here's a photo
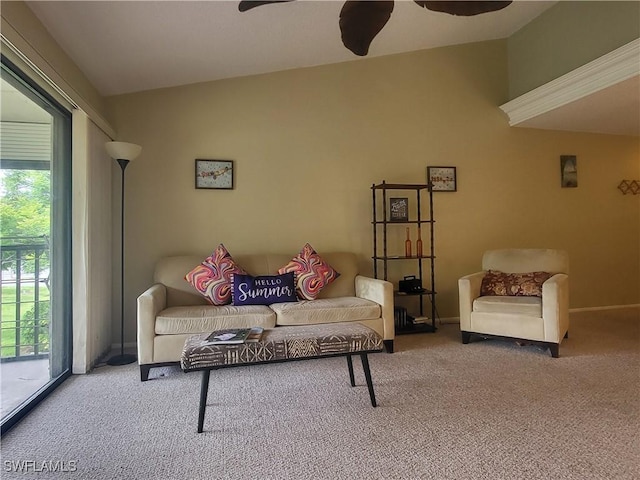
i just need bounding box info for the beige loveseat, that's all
[137,252,394,380]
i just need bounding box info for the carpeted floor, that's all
[1,307,638,480]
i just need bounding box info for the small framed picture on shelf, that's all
[195,159,234,189]
[389,197,409,222]
[427,166,457,192]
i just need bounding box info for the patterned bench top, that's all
[181,323,383,371]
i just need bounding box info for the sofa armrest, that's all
[458,271,485,330]
[355,275,394,341]
[137,283,167,364]
[542,273,569,343]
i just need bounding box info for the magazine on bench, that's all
[206,328,251,344]
[205,327,263,345]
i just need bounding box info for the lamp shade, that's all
[105,141,142,161]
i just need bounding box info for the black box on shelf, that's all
[398,276,424,294]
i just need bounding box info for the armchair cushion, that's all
[480,270,552,297]
[473,296,542,317]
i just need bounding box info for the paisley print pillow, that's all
[277,243,340,300]
[185,244,247,305]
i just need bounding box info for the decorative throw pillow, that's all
[480,270,553,297]
[232,272,298,306]
[278,243,340,300]
[185,244,247,305]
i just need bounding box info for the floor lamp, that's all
[105,141,142,366]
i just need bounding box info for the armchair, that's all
[458,249,569,357]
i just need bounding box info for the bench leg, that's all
[197,370,211,433]
[346,355,355,387]
[360,353,377,407]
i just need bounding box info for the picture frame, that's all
[427,166,457,192]
[389,197,409,222]
[195,159,234,190]
[560,155,577,188]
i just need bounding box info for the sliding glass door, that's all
[0,58,72,433]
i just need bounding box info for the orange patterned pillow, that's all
[185,244,247,305]
[480,270,552,297]
[277,243,340,300]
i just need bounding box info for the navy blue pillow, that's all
[232,272,298,306]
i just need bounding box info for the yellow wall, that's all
[107,40,639,343]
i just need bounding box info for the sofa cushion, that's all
[473,295,542,317]
[185,244,247,305]
[480,270,552,297]
[232,272,298,306]
[155,305,276,335]
[270,296,381,326]
[277,243,340,300]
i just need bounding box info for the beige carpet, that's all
[1,307,638,480]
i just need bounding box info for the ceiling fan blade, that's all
[239,1,296,13]
[340,1,394,56]
[415,1,512,16]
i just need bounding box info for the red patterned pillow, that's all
[185,244,247,305]
[480,270,552,297]
[278,243,340,300]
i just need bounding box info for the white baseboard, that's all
[569,304,640,313]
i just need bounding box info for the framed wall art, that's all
[560,155,577,188]
[427,166,457,192]
[195,159,234,189]
[389,197,409,222]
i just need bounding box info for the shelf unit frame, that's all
[372,181,437,334]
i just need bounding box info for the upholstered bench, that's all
[181,323,384,433]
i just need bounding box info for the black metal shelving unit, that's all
[372,181,437,334]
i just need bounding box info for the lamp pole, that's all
[107,159,135,365]
[105,142,141,366]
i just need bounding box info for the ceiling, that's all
[513,75,640,137]
[21,1,639,136]
[26,0,556,96]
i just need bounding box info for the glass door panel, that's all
[1,59,72,432]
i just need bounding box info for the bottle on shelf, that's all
[416,227,423,258]
[405,227,412,257]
